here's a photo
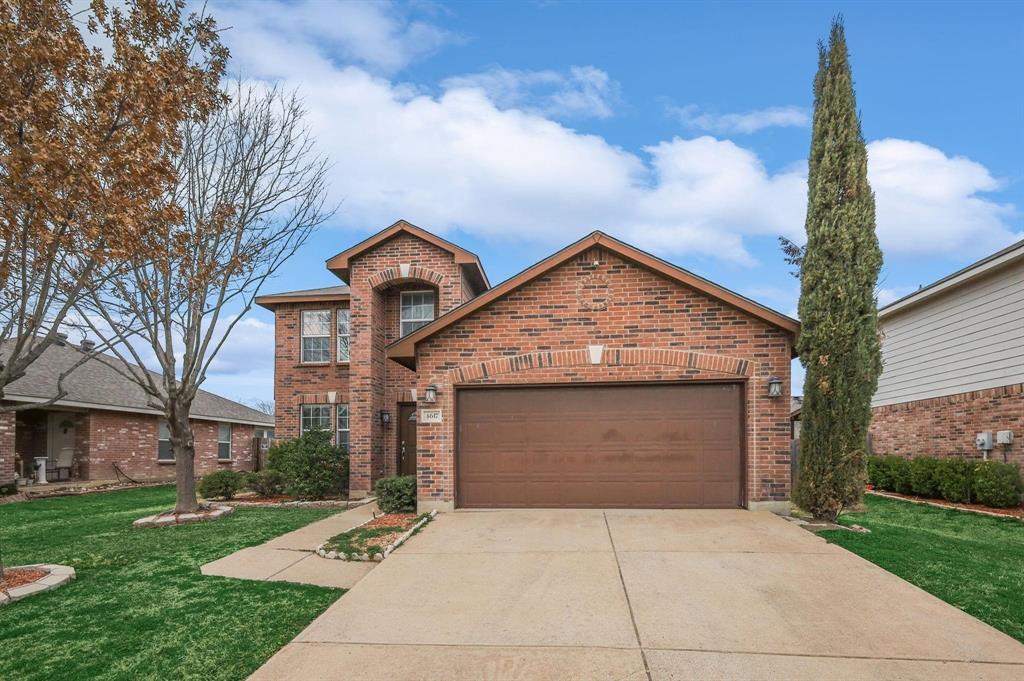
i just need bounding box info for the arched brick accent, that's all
[447,347,752,383]
[367,265,445,290]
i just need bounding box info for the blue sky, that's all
[196,0,1023,405]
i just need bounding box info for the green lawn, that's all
[0,486,341,681]
[822,494,1024,643]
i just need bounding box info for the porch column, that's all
[0,410,15,481]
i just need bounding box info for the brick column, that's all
[348,272,382,497]
[0,409,15,481]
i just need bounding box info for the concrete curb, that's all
[0,564,76,605]
[315,509,437,562]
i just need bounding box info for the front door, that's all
[398,403,417,476]
[47,412,76,469]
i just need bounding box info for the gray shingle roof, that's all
[260,284,350,297]
[2,340,273,426]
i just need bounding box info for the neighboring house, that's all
[257,220,798,512]
[870,239,1023,464]
[790,396,803,439]
[0,340,273,483]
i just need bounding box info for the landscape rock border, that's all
[221,496,376,510]
[133,505,233,528]
[0,564,76,605]
[316,509,437,561]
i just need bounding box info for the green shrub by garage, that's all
[267,430,348,500]
[374,475,416,513]
[199,470,245,500]
[973,461,1023,508]
[245,469,285,497]
[866,454,1022,509]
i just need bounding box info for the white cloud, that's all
[672,105,810,134]
[212,0,454,75]
[867,139,1021,255]
[442,65,620,120]
[208,0,1020,267]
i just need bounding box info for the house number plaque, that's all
[420,409,443,424]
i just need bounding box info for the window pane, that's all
[158,440,174,461]
[337,309,350,361]
[336,430,349,452]
[337,309,350,334]
[301,404,331,433]
[159,419,170,440]
[301,310,330,336]
[218,442,231,460]
[218,423,231,442]
[337,404,349,429]
[302,337,329,363]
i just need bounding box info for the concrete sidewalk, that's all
[252,508,1024,681]
[200,501,378,589]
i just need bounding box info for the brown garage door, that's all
[456,383,743,509]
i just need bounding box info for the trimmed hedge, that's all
[245,469,285,497]
[867,455,1022,508]
[198,470,245,500]
[374,475,416,514]
[267,430,348,500]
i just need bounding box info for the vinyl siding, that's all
[873,260,1024,407]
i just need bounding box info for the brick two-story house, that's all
[257,220,799,513]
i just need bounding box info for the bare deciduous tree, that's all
[83,84,331,513]
[0,0,227,412]
[246,398,276,417]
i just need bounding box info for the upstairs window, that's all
[337,308,350,362]
[217,423,232,460]
[301,310,331,363]
[158,420,173,461]
[300,404,331,435]
[400,291,435,337]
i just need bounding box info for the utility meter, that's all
[975,432,993,451]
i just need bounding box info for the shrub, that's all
[936,457,975,504]
[0,478,18,496]
[374,475,416,514]
[884,456,913,494]
[909,457,942,498]
[245,469,285,498]
[866,456,884,488]
[267,430,348,500]
[199,470,244,500]
[973,462,1023,508]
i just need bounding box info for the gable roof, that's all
[879,238,1024,319]
[325,220,490,294]
[256,284,350,310]
[1,340,274,427]
[387,231,800,369]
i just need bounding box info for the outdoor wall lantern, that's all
[379,410,392,426]
[424,384,439,403]
[767,376,783,398]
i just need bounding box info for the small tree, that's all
[0,0,227,410]
[793,18,883,521]
[84,84,331,513]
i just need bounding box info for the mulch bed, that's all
[320,512,432,560]
[867,490,1024,519]
[0,568,48,591]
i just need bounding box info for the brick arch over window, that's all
[367,265,445,290]
[447,347,752,383]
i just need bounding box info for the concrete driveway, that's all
[252,509,1024,680]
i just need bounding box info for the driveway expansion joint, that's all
[604,511,653,681]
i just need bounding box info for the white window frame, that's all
[336,308,350,362]
[336,404,350,451]
[157,419,173,461]
[300,310,331,363]
[217,423,232,461]
[300,404,331,435]
[399,290,435,338]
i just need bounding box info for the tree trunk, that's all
[169,412,199,513]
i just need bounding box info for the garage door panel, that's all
[457,383,743,509]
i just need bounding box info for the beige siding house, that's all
[870,240,1024,464]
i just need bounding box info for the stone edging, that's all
[133,505,234,528]
[315,509,438,561]
[221,496,376,510]
[866,490,1023,520]
[0,564,76,605]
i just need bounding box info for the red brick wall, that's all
[870,383,1023,464]
[347,232,467,496]
[78,409,256,481]
[272,301,351,440]
[0,410,14,481]
[413,247,794,508]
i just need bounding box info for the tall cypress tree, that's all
[794,18,883,520]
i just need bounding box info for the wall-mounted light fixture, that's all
[767,376,783,398]
[379,410,392,426]
[424,384,439,403]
